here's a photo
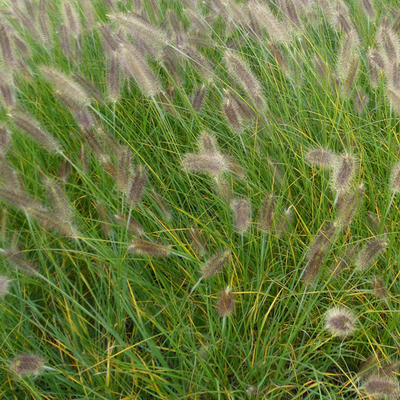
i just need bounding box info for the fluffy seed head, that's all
[360,0,375,20]
[378,26,399,62]
[114,214,144,236]
[119,43,162,97]
[390,162,400,193]
[192,85,207,112]
[337,30,360,97]
[268,43,290,77]
[127,165,146,207]
[0,275,10,298]
[0,125,10,154]
[247,0,291,43]
[363,375,400,399]
[223,94,242,133]
[367,48,385,88]
[303,247,328,285]
[0,22,15,66]
[182,153,228,177]
[355,238,387,271]
[10,353,45,377]
[72,74,104,104]
[108,13,167,51]
[217,286,234,317]
[276,206,294,237]
[281,0,302,29]
[303,221,337,284]
[45,178,73,224]
[258,193,275,233]
[11,111,61,153]
[332,154,357,193]
[387,88,400,114]
[336,184,365,229]
[62,1,81,38]
[230,197,251,234]
[201,250,230,279]
[371,276,387,299]
[40,66,90,107]
[0,68,15,109]
[198,131,218,154]
[306,148,336,169]
[0,248,39,276]
[128,239,171,257]
[225,50,265,112]
[324,307,357,337]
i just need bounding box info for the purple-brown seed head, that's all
[10,353,45,377]
[324,306,357,337]
[217,286,234,317]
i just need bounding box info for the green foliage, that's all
[0,0,399,399]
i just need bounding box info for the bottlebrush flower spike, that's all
[225,50,266,113]
[390,162,400,193]
[258,193,275,233]
[128,239,171,257]
[217,286,234,317]
[0,247,39,276]
[362,375,400,399]
[182,153,228,177]
[331,153,357,193]
[0,275,10,298]
[40,66,91,107]
[127,165,146,208]
[324,306,357,337]
[198,131,218,154]
[371,276,387,299]
[247,0,290,43]
[119,43,162,97]
[114,214,145,236]
[336,184,365,229]
[303,221,337,284]
[11,111,61,153]
[305,148,336,169]
[355,238,387,271]
[10,353,45,377]
[191,85,207,112]
[360,0,375,20]
[230,197,251,234]
[201,250,230,279]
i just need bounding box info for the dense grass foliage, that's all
[0,0,400,399]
